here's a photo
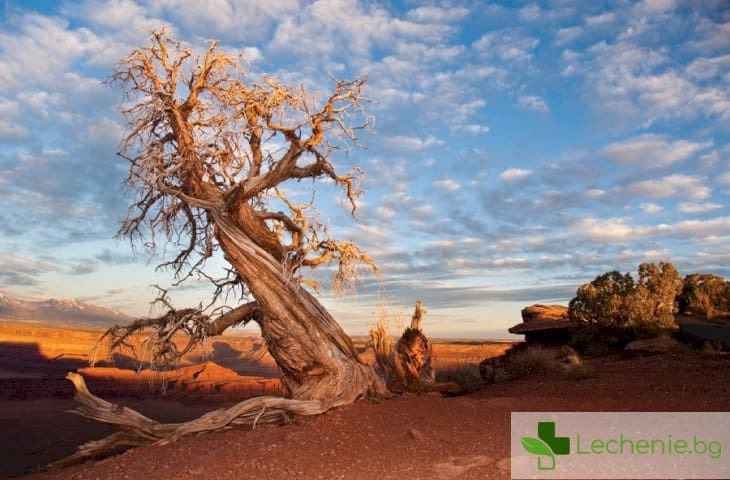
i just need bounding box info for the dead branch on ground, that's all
[50,373,326,469]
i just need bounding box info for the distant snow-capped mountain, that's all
[0,291,131,328]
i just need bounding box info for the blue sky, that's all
[0,0,728,338]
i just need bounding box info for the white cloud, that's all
[0,14,104,91]
[604,134,709,169]
[410,205,433,221]
[454,123,490,135]
[643,248,670,259]
[375,206,395,221]
[0,97,28,141]
[695,250,730,265]
[518,5,541,22]
[626,174,711,200]
[70,0,150,30]
[580,37,730,125]
[641,202,663,213]
[585,12,616,26]
[570,216,671,242]
[473,29,539,63]
[524,235,546,247]
[677,202,723,213]
[405,6,470,23]
[499,168,533,181]
[555,26,582,46]
[586,188,606,198]
[148,0,299,41]
[0,251,60,287]
[685,55,730,81]
[242,46,263,63]
[517,94,549,112]
[634,0,677,15]
[699,151,719,168]
[384,135,443,151]
[447,256,530,269]
[719,173,730,185]
[675,217,730,237]
[469,170,488,187]
[490,236,517,253]
[269,0,450,59]
[432,178,460,192]
[692,19,730,53]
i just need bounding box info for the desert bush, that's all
[562,363,596,380]
[505,346,559,379]
[630,262,683,334]
[569,262,682,339]
[679,274,730,319]
[435,362,482,392]
[569,270,635,327]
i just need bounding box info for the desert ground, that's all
[1,321,728,479]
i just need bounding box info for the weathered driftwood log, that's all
[371,301,460,394]
[50,372,328,469]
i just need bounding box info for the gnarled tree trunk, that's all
[215,220,385,404]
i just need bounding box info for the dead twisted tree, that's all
[103,29,385,404]
[55,30,452,466]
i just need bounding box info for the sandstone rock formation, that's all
[508,304,572,343]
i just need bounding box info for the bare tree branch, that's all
[93,297,261,369]
[108,28,377,305]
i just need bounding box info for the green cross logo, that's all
[521,421,570,470]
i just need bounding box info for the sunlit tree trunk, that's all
[216,225,385,403]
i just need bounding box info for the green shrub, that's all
[569,262,683,339]
[679,273,730,319]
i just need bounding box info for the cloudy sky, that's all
[0,0,728,338]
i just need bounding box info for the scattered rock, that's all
[408,428,427,442]
[625,336,680,354]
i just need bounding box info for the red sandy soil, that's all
[1,322,728,479]
[0,322,507,477]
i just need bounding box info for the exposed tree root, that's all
[49,372,327,469]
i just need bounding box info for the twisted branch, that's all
[93,298,261,369]
[50,373,327,469]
